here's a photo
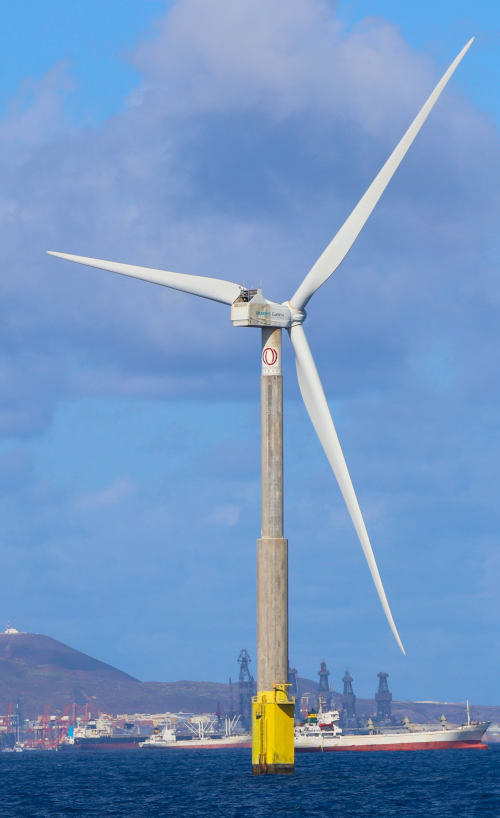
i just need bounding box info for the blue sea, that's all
[1,746,500,817]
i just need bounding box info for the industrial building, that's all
[375,672,392,720]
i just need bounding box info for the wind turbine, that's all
[48,39,473,773]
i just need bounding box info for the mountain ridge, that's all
[1,633,499,726]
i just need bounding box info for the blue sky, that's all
[1,0,500,705]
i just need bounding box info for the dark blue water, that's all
[1,746,500,817]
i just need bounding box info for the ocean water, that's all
[1,746,500,817]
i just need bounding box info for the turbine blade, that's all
[291,38,473,311]
[289,324,405,654]
[47,252,242,305]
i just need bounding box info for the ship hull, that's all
[297,739,488,752]
[58,736,145,752]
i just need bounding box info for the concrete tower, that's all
[254,327,294,774]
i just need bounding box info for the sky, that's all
[0,0,500,705]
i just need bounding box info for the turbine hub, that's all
[284,301,306,326]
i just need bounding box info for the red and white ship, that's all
[294,707,489,752]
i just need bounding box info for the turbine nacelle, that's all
[230,288,306,328]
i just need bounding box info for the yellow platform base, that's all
[252,685,295,774]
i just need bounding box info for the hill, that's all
[0,633,233,718]
[0,633,236,718]
[0,633,138,680]
[1,633,500,725]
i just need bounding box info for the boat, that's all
[140,728,251,750]
[294,706,490,752]
[6,742,56,752]
[140,715,251,750]
[59,734,145,751]
[58,717,148,752]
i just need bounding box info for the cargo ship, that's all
[140,727,251,750]
[294,707,490,752]
[58,714,251,751]
[59,734,145,751]
[58,718,149,752]
[140,716,251,750]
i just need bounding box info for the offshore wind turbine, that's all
[48,39,472,774]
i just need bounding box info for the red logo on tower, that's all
[262,347,278,366]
